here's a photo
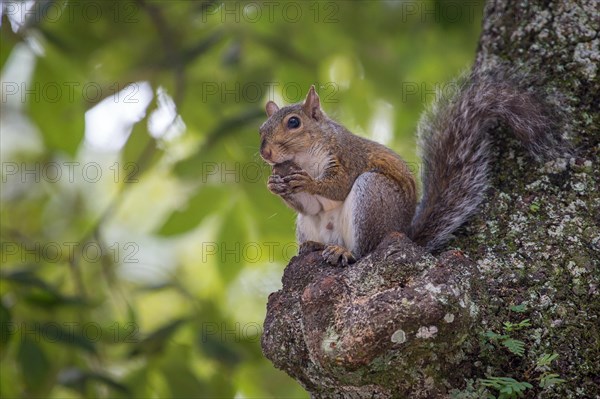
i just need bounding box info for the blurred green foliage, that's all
[0,0,483,397]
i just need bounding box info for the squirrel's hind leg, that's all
[342,172,412,259]
[294,172,411,267]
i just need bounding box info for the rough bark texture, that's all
[261,0,599,397]
[263,233,483,398]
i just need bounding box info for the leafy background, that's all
[0,0,482,397]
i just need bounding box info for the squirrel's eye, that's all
[287,117,301,129]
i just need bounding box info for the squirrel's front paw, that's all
[322,245,356,267]
[267,174,291,196]
[282,170,314,193]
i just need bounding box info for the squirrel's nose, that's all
[260,140,272,160]
[261,147,272,160]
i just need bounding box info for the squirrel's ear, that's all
[302,85,322,120]
[265,101,279,117]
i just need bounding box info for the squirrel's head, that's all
[259,85,325,165]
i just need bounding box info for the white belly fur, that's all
[296,190,357,252]
[293,147,357,251]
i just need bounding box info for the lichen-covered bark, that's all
[262,0,599,397]
[463,0,600,397]
[263,234,482,398]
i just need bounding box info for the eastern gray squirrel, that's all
[259,70,565,266]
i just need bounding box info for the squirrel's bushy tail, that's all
[409,70,566,251]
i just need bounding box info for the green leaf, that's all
[23,289,90,310]
[0,302,12,353]
[103,321,139,344]
[157,184,224,236]
[173,108,265,179]
[128,318,187,357]
[161,365,206,399]
[536,353,559,368]
[483,331,507,341]
[479,377,532,399]
[28,46,86,156]
[502,338,525,357]
[158,344,208,398]
[1,266,53,290]
[529,201,540,212]
[197,326,243,367]
[509,304,527,313]
[539,373,566,388]
[0,25,18,67]
[116,366,148,399]
[1,266,90,309]
[502,319,531,332]
[17,338,51,394]
[58,367,130,397]
[215,200,249,283]
[121,119,162,182]
[38,323,97,354]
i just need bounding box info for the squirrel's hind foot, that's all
[322,245,356,267]
[298,240,326,255]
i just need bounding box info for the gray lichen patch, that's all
[416,326,439,339]
[424,282,443,294]
[391,329,407,344]
[573,39,599,80]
